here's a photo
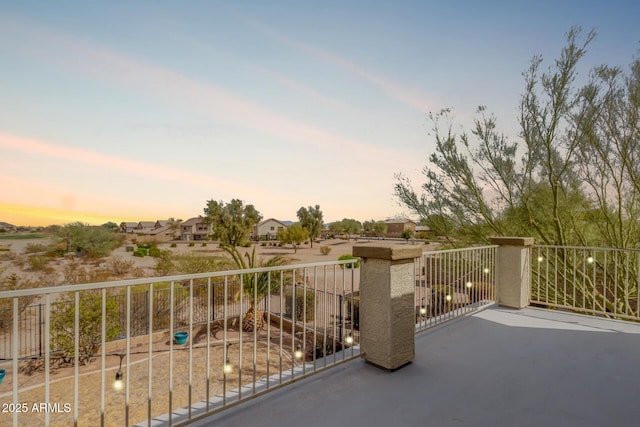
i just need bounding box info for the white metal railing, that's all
[532,245,640,321]
[0,259,359,427]
[415,246,497,331]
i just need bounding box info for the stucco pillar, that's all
[352,244,422,370]
[490,237,534,309]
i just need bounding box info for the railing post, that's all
[490,237,534,309]
[353,244,422,370]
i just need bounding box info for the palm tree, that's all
[223,245,288,332]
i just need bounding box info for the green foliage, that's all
[297,205,323,248]
[363,220,387,237]
[170,243,177,248]
[108,256,135,276]
[329,219,362,239]
[277,223,309,253]
[174,253,232,274]
[133,248,147,257]
[223,246,288,309]
[52,222,121,258]
[401,230,413,242]
[338,254,360,268]
[50,291,122,365]
[395,27,640,249]
[204,199,262,246]
[148,246,161,257]
[27,255,52,271]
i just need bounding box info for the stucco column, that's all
[490,237,534,309]
[352,244,422,370]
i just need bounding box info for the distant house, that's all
[135,221,156,233]
[253,218,288,240]
[384,218,417,238]
[120,222,138,233]
[180,217,212,241]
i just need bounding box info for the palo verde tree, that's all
[297,205,324,248]
[277,223,309,253]
[395,27,640,318]
[204,199,262,246]
[52,222,122,257]
[395,27,616,247]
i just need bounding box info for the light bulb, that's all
[113,371,124,391]
[294,344,303,359]
[345,335,354,345]
[419,306,427,315]
[466,281,473,288]
[483,267,490,274]
[445,294,452,302]
[537,256,544,262]
[587,256,594,264]
[223,359,233,374]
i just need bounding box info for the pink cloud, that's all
[240,16,436,112]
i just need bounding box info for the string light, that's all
[345,334,354,345]
[466,281,473,288]
[294,344,303,360]
[223,343,233,374]
[113,354,125,391]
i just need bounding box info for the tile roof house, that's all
[253,218,288,240]
[383,218,416,237]
[180,217,212,241]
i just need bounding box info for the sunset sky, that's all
[1,1,639,226]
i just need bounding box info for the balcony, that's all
[195,305,640,427]
[1,239,639,426]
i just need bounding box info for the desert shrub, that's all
[133,248,147,257]
[148,246,161,257]
[170,243,177,248]
[51,290,122,365]
[174,254,233,274]
[242,242,251,247]
[284,286,315,321]
[63,260,112,284]
[108,256,135,276]
[338,254,360,269]
[201,242,207,247]
[25,242,48,254]
[51,222,122,258]
[155,251,175,276]
[0,273,42,331]
[320,246,331,255]
[27,255,52,272]
[188,242,195,247]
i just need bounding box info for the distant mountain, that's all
[0,222,15,228]
[281,220,294,226]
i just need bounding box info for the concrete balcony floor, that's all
[193,305,640,427]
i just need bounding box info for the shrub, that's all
[170,243,177,248]
[284,286,315,321]
[108,256,135,276]
[133,248,147,257]
[320,246,331,255]
[338,254,360,269]
[51,291,122,365]
[242,242,251,247]
[201,242,207,247]
[148,246,161,257]
[25,242,48,254]
[27,255,52,272]
[188,242,195,247]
